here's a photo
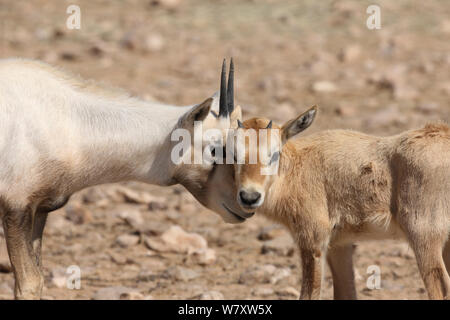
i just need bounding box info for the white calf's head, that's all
[171,59,252,223]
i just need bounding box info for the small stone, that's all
[150,0,182,10]
[148,201,168,211]
[239,264,277,284]
[88,45,104,57]
[252,287,274,297]
[144,34,165,52]
[65,203,93,225]
[116,187,160,205]
[191,248,216,265]
[196,291,224,300]
[81,188,108,204]
[270,267,291,284]
[161,226,207,253]
[338,45,361,62]
[118,209,144,229]
[92,287,135,300]
[311,81,337,93]
[59,52,77,61]
[276,287,299,298]
[119,32,136,50]
[334,104,357,117]
[50,267,67,288]
[165,266,199,282]
[144,237,170,252]
[109,251,128,265]
[116,234,140,247]
[145,225,208,254]
[119,291,148,300]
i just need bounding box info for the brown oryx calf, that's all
[232,106,450,299]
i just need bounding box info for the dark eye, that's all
[211,147,216,158]
[270,151,280,164]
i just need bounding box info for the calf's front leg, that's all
[3,208,44,300]
[299,248,325,300]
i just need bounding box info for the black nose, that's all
[239,190,261,206]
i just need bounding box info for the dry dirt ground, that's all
[0,0,449,300]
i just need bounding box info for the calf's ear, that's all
[281,105,317,144]
[180,98,213,128]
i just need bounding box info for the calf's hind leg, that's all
[411,239,450,299]
[32,211,48,269]
[3,207,44,300]
[404,222,450,300]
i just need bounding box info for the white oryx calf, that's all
[233,106,450,300]
[0,58,251,299]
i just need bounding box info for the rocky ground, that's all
[0,0,449,299]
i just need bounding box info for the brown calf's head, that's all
[233,106,317,212]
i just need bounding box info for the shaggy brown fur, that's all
[234,107,450,300]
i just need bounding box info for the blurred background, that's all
[0,0,449,299]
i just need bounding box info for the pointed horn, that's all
[219,59,228,117]
[237,120,244,128]
[266,120,272,129]
[227,58,234,114]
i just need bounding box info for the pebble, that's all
[311,81,337,93]
[196,291,224,300]
[65,203,93,225]
[239,264,290,285]
[252,287,275,297]
[116,234,140,247]
[165,266,199,282]
[145,225,208,254]
[92,286,136,300]
[276,287,300,299]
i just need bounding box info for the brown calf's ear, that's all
[180,98,213,128]
[281,105,317,143]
